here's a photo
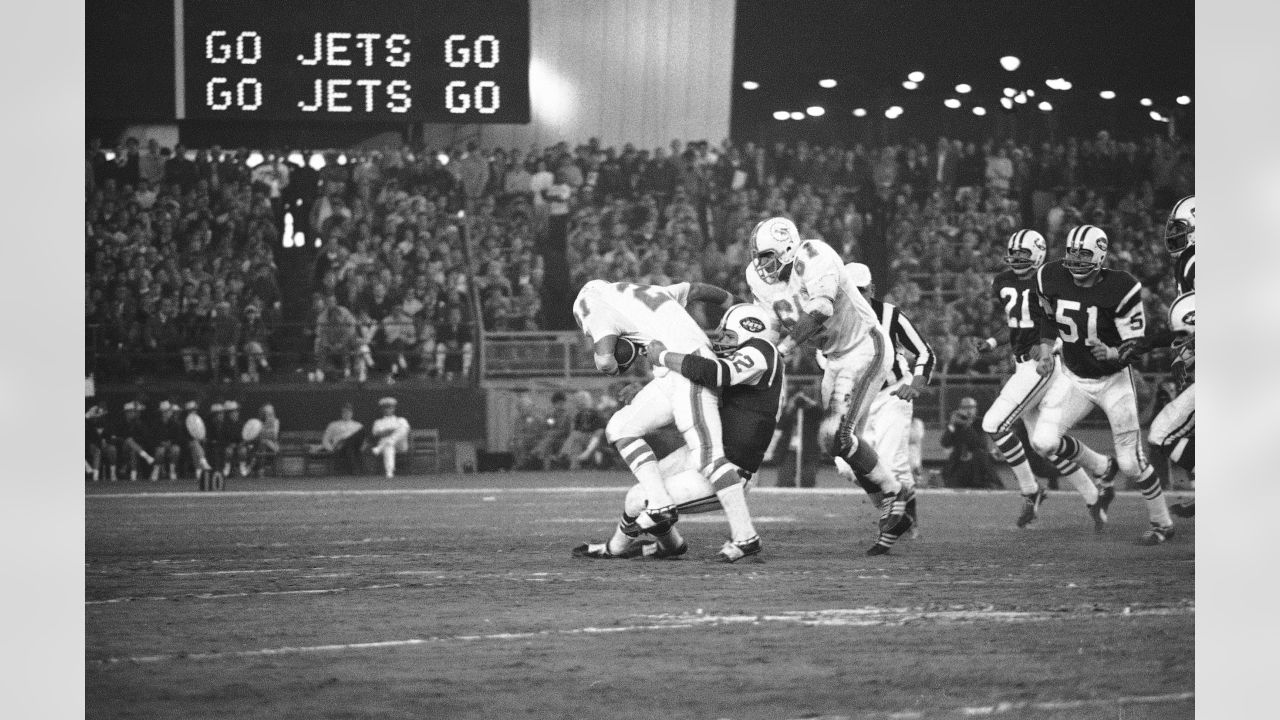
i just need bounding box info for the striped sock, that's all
[1135,466,1173,526]
[1048,450,1083,478]
[708,459,757,543]
[1060,435,1108,477]
[993,431,1039,495]
[615,437,674,508]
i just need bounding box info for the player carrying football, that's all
[745,217,912,554]
[573,303,785,562]
[1030,224,1175,545]
[981,229,1119,530]
[572,279,763,561]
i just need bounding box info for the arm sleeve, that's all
[1114,281,1146,342]
[685,282,734,306]
[677,346,769,389]
[796,241,840,316]
[887,306,935,383]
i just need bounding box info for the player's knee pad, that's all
[1028,424,1061,459]
[1111,429,1146,478]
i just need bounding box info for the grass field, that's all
[86,470,1194,719]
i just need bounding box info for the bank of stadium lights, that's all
[1038,101,1053,111]
[1177,95,1191,105]
[884,105,904,119]
[742,80,760,90]
[902,80,918,90]
[972,106,987,116]
[852,108,867,117]
[907,71,925,83]
[955,83,972,94]
[789,111,805,120]
[806,106,825,117]
[1000,56,1020,71]
[1045,78,1072,91]
[819,78,837,88]
[1140,97,1153,107]
[944,98,961,109]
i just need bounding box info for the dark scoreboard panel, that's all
[180,0,530,123]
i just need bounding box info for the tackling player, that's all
[980,229,1118,530]
[572,279,762,561]
[1030,224,1175,545]
[745,217,912,552]
[573,303,784,562]
[1146,292,1195,517]
[1120,195,1196,517]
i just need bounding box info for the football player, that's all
[841,262,933,553]
[1147,292,1195,517]
[574,303,784,561]
[980,229,1119,530]
[1030,225,1175,545]
[1119,195,1196,516]
[572,279,762,562]
[745,217,912,552]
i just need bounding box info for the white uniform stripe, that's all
[1115,282,1143,316]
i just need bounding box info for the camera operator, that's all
[939,397,1003,489]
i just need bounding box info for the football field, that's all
[86,471,1194,719]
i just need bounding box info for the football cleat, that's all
[1170,500,1196,518]
[1088,485,1115,533]
[571,541,644,560]
[1138,523,1176,546]
[868,514,914,555]
[1017,487,1049,528]
[714,536,762,563]
[878,486,914,533]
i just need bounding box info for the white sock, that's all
[616,438,674,508]
[714,482,758,543]
[1061,468,1099,506]
[383,448,395,477]
[1010,460,1040,495]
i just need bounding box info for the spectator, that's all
[434,305,474,381]
[86,403,117,482]
[532,391,572,468]
[151,400,184,481]
[556,390,606,470]
[241,304,271,382]
[939,397,1003,489]
[368,397,410,478]
[322,402,366,475]
[115,400,155,482]
[221,400,252,478]
[245,403,281,478]
[313,295,362,382]
[208,300,241,383]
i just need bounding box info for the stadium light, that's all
[1149,110,1169,122]
[907,71,925,83]
[944,98,961,109]
[806,105,825,117]
[1140,97,1153,107]
[852,108,867,117]
[772,110,790,120]
[955,83,972,94]
[287,151,305,166]
[1177,95,1191,105]
[103,150,116,161]
[1000,56,1021,71]
[819,78,837,88]
[902,80,918,90]
[789,111,805,120]
[1014,92,1028,104]
[1003,87,1016,97]
[336,153,348,165]
[436,152,450,165]
[742,80,760,90]
[1000,97,1014,110]
[884,105,903,119]
[308,153,325,170]
[246,151,265,168]
[1099,90,1116,99]
[1026,89,1036,97]
[1038,101,1053,111]
[972,106,987,116]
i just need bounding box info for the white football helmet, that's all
[749,217,801,284]
[711,303,781,356]
[1168,290,1195,359]
[1063,224,1109,281]
[1005,229,1048,276]
[1164,194,1195,255]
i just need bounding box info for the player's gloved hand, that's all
[1117,336,1151,363]
[645,339,667,360]
[891,383,921,401]
[1033,341,1055,377]
[776,338,796,356]
[1086,338,1120,362]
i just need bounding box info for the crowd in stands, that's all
[85,128,1193,384]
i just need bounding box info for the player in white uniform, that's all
[572,279,761,559]
[745,217,912,551]
[1146,292,1195,516]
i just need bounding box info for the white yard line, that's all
[88,487,1188,499]
[92,604,1192,663]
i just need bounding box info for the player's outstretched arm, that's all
[685,282,736,308]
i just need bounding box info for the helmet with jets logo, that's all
[1005,229,1048,277]
[749,216,801,284]
[1063,224,1109,281]
[1164,195,1195,255]
[711,303,781,356]
[1168,290,1195,352]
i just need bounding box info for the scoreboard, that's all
[178,0,530,123]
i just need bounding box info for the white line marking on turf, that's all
[86,584,403,605]
[92,605,1192,664]
[955,691,1194,716]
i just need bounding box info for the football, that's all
[613,336,642,372]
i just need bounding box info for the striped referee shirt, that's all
[868,298,936,390]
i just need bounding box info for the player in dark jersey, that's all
[1119,195,1197,516]
[574,303,784,562]
[979,230,1117,530]
[1030,225,1175,545]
